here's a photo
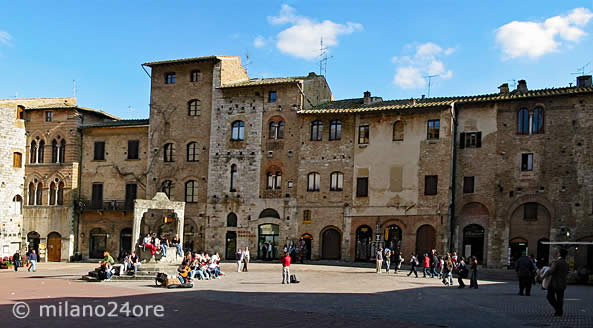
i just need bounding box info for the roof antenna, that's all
[507,79,517,90]
[424,74,438,98]
[244,50,252,74]
[571,62,591,76]
[128,105,136,118]
[319,38,333,77]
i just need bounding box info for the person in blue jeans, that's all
[28,250,38,272]
[171,234,183,257]
[159,234,169,257]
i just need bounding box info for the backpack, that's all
[290,274,300,283]
[155,272,168,286]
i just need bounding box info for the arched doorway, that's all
[537,238,550,267]
[258,224,279,260]
[510,237,528,268]
[301,234,312,260]
[463,224,485,264]
[321,228,341,260]
[27,231,40,254]
[416,224,436,255]
[119,228,132,257]
[384,224,402,254]
[89,228,107,259]
[225,231,237,260]
[355,225,373,261]
[47,232,62,262]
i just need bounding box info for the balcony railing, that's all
[78,199,134,211]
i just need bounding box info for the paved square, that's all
[1,262,592,327]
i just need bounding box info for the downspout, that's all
[448,101,458,253]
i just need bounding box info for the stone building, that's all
[78,120,149,258]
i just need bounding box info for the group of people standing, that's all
[10,249,38,272]
[235,247,250,272]
[141,232,183,258]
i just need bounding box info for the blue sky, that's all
[1,1,592,118]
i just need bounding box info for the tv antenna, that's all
[319,38,333,77]
[128,105,136,118]
[424,74,438,98]
[571,62,591,76]
[507,79,517,90]
[244,50,252,74]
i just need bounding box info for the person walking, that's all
[236,248,243,272]
[28,250,38,272]
[395,252,404,273]
[12,250,21,272]
[242,246,250,272]
[516,251,535,296]
[469,256,479,288]
[442,257,454,286]
[376,247,384,273]
[423,253,431,278]
[407,253,419,278]
[457,257,468,288]
[384,248,391,273]
[281,252,291,284]
[544,249,569,316]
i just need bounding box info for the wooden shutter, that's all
[476,132,482,148]
[128,140,139,159]
[94,142,105,160]
[91,183,103,209]
[356,177,368,197]
[125,184,137,209]
[459,132,465,149]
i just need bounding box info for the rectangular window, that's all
[190,70,200,82]
[521,153,533,171]
[524,203,538,221]
[13,152,22,168]
[427,120,440,140]
[463,176,475,193]
[268,91,277,103]
[459,132,482,148]
[358,125,370,144]
[45,111,53,122]
[329,120,342,141]
[165,72,176,84]
[91,183,103,209]
[303,210,311,223]
[356,177,368,197]
[127,140,139,160]
[125,183,137,209]
[425,175,438,195]
[94,141,105,160]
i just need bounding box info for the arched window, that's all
[311,120,323,141]
[30,141,37,164]
[59,139,66,163]
[38,140,45,163]
[185,180,198,203]
[227,213,238,227]
[307,172,320,192]
[51,139,58,163]
[13,152,22,168]
[57,182,64,205]
[230,164,238,192]
[231,121,245,141]
[532,107,544,134]
[163,143,175,162]
[161,180,173,198]
[12,195,22,215]
[329,120,342,140]
[188,99,201,116]
[266,170,282,190]
[269,122,277,139]
[517,108,529,135]
[49,182,56,205]
[187,142,198,162]
[277,121,285,138]
[36,182,43,205]
[393,121,404,141]
[330,172,344,191]
[28,182,35,205]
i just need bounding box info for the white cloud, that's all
[392,42,454,89]
[254,35,267,48]
[265,5,362,60]
[496,8,593,59]
[0,31,13,46]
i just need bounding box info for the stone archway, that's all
[133,192,185,254]
[457,202,489,265]
[416,224,436,255]
[321,227,341,260]
[509,201,551,267]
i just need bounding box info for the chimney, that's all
[576,75,592,88]
[307,72,316,78]
[363,91,372,105]
[498,83,509,95]
[410,98,417,105]
[516,80,527,93]
[421,95,426,99]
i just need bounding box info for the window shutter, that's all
[476,132,482,148]
[459,133,465,149]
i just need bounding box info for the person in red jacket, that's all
[423,253,431,278]
[281,252,291,284]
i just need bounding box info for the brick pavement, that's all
[1,262,591,327]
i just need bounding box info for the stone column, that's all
[175,209,185,251]
[132,206,147,252]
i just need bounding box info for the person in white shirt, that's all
[243,246,250,272]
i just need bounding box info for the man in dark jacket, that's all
[12,250,21,272]
[515,251,535,296]
[545,248,570,316]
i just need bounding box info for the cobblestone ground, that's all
[1,262,592,327]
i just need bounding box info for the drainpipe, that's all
[448,101,458,253]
